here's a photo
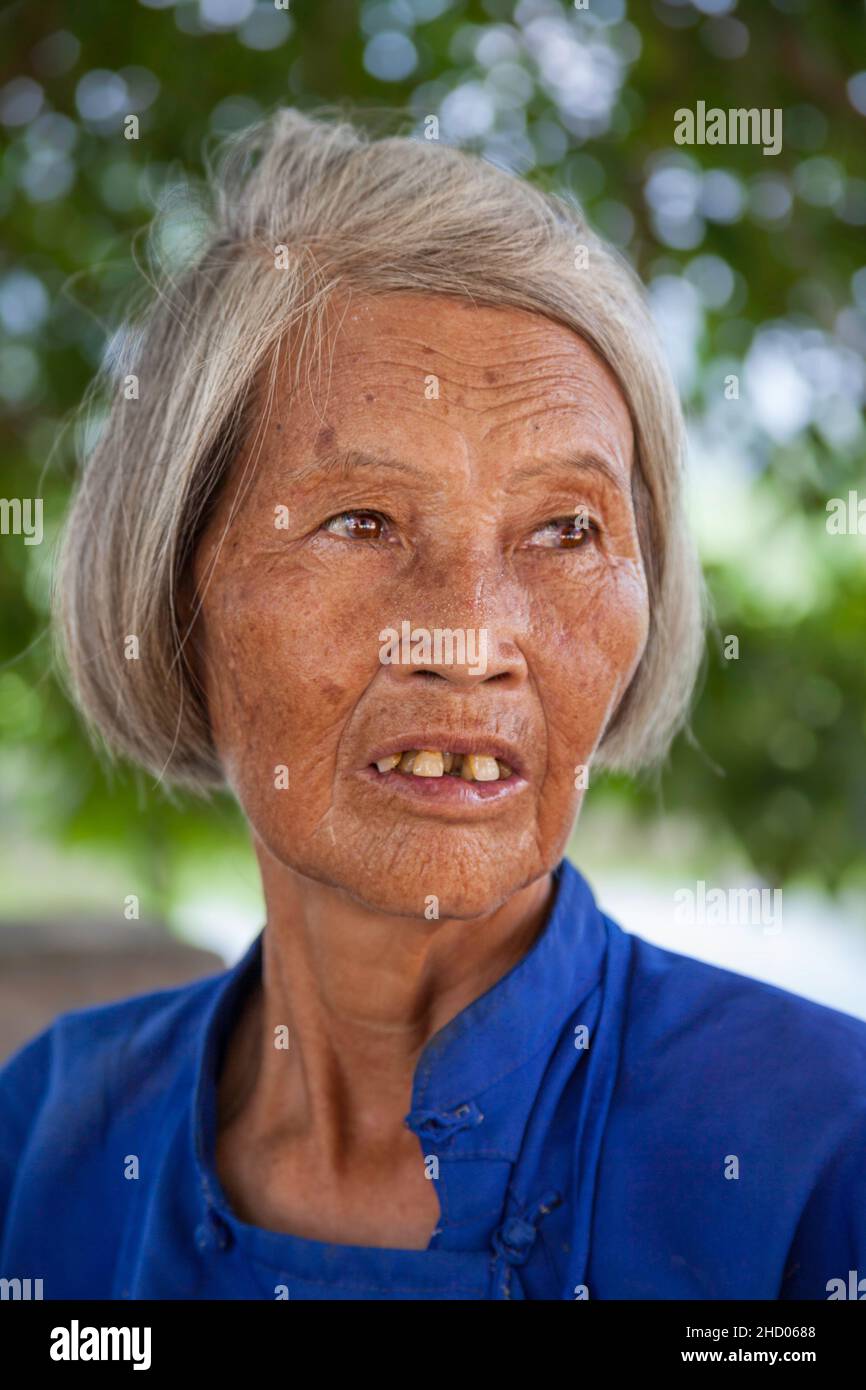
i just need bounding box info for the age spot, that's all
[315,425,336,455]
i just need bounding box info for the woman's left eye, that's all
[526,515,600,549]
[322,510,390,541]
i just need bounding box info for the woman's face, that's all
[193,294,649,919]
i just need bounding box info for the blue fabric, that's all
[1,858,865,1300]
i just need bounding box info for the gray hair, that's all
[55,107,707,790]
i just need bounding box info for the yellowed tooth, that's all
[449,754,463,775]
[412,750,445,778]
[497,761,513,779]
[461,754,500,782]
[376,754,401,773]
[398,750,418,773]
[442,752,454,773]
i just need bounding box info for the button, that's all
[404,1100,484,1142]
[492,1216,537,1266]
[195,1212,232,1252]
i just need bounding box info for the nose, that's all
[379,545,528,690]
[384,626,524,689]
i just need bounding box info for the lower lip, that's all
[357,765,528,814]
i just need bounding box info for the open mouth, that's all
[360,732,529,813]
[360,739,528,810]
[372,750,514,782]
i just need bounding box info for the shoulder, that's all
[0,964,230,1165]
[612,920,866,1117]
[622,923,866,1052]
[589,920,866,1297]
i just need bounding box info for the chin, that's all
[271,835,541,923]
[348,878,524,924]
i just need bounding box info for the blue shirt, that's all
[2,858,865,1300]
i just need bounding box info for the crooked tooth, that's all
[412,750,445,778]
[379,749,508,780]
[461,754,500,782]
[376,754,401,773]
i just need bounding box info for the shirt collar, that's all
[192,857,608,1213]
[408,857,606,1110]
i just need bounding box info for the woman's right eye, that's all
[322,510,389,541]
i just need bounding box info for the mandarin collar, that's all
[192,857,608,1216]
[407,858,606,1110]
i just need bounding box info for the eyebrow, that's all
[508,454,627,490]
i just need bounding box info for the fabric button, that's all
[404,1099,484,1143]
[491,1190,563,1270]
[195,1212,232,1252]
[492,1216,537,1265]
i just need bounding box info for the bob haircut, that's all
[55,107,707,791]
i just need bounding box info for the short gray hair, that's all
[55,107,707,790]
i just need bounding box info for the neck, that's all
[219,839,555,1167]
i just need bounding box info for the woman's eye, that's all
[527,515,599,550]
[322,510,389,541]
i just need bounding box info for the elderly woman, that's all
[1,109,864,1303]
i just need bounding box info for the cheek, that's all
[528,558,649,763]
[199,567,371,798]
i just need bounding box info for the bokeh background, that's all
[1,0,865,1054]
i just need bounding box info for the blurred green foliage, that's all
[1,0,864,916]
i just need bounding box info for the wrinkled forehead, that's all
[258,291,635,476]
